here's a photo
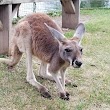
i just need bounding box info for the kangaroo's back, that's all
[20,13,62,62]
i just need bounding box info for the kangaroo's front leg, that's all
[25,48,51,98]
[48,62,69,100]
[47,54,70,100]
[60,68,66,89]
[60,67,70,96]
[51,73,69,100]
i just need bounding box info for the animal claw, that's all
[66,91,70,97]
[59,92,70,100]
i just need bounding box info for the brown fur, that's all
[15,13,62,63]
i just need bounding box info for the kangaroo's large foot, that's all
[39,86,51,99]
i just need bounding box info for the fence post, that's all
[61,0,80,29]
[0,5,12,54]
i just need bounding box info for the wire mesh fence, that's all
[14,0,110,18]
[14,0,61,18]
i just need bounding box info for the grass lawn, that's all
[0,9,110,110]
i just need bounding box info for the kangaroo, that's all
[0,13,85,100]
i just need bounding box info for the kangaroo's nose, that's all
[75,61,82,67]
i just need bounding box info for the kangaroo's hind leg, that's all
[25,48,51,98]
[0,43,22,69]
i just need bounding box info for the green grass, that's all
[0,9,110,110]
[47,10,61,17]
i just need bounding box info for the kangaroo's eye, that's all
[80,48,83,52]
[65,48,72,52]
[80,48,83,54]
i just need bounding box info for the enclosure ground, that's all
[0,9,110,110]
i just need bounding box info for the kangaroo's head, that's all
[45,23,85,68]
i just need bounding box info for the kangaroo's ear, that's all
[72,23,85,44]
[44,23,66,43]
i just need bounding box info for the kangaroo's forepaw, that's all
[59,92,70,100]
